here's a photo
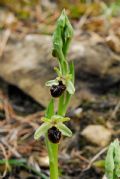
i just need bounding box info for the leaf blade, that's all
[114,139,120,177]
[69,61,75,84]
[105,143,115,179]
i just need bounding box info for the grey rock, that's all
[81,125,112,147]
[0,32,120,107]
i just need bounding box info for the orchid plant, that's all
[34,10,75,179]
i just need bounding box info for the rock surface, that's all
[0,32,120,107]
[81,125,112,147]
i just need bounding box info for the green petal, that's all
[45,80,58,87]
[51,115,70,122]
[41,117,51,123]
[66,80,75,94]
[34,123,51,140]
[58,117,70,122]
[57,123,72,137]
[52,115,62,120]
[51,115,63,123]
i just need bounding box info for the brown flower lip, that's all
[50,81,66,97]
[48,126,61,143]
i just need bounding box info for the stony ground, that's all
[0,0,120,178]
[0,74,119,178]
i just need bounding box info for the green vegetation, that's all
[105,139,120,179]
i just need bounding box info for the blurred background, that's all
[0,0,120,178]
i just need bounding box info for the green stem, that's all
[47,93,67,179]
[58,94,64,115]
[63,38,71,57]
[58,92,71,116]
[45,135,58,179]
[50,143,58,179]
[63,93,71,115]
[59,50,69,75]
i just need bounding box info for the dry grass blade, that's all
[84,147,107,171]
[111,100,120,120]
[0,143,10,178]
[1,139,21,158]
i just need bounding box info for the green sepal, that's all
[45,79,59,87]
[57,123,72,137]
[34,123,51,140]
[66,80,75,94]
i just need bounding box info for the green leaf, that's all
[64,10,74,39]
[52,10,66,58]
[69,62,75,84]
[93,160,105,168]
[62,11,73,56]
[45,98,54,118]
[52,9,73,66]
[45,79,59,87]
[105,142,115,179]
[57,9,66,29]
[0,159,26,165]
[57,123,72,137]
[66,80,75,94]
[34,123,51,140]
[114,139,120,177]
